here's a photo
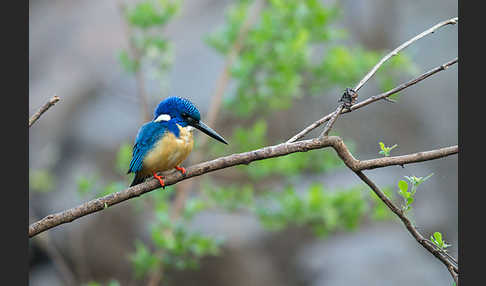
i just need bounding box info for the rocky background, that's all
[29,0,458,285]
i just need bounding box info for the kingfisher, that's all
[127,96,228,187]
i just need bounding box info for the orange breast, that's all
[140,125,194,177]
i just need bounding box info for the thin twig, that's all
[353,17,458,92]
[310,17,458,141]
[287,17,458,143]
[29,96,60,127]
[287,57,458,143]
[348,58,458,112]
[319,104,345,138]
[28,137,457,237]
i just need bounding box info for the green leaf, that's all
[433,232,443,244]
[127,0,179,29]
[406,197,414,206]
[379,142,385,150]
[398,180,408,193]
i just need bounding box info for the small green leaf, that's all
[398,180,408,193]
[406,197,414,206]
[379,142,385,150]
[433,232,443,244]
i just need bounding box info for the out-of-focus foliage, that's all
[83,280,120,286]
[30,169,55,193]
[118,0,181,92]
[206,0,415,116]
[130,190,222,277]
[257,184,371,236]
[202,182,255,212]
[369,187,395,221]
[127,0,179,29]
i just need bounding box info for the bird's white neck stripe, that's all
[154,114,171,122]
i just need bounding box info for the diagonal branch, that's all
[349,58,458,113]
[287,16,458,143]
[29,96,61,127]
[287,57,458,143]
[353,17,457,92]
[29,136,457,238]
[319,104,345,138]
[354,171,458,282]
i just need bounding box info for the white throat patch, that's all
[154,114,171,122]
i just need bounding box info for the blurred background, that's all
[29,0,458,285]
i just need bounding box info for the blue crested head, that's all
[152,96,228,144]
[153,96,201,126]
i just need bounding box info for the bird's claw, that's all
[175,165,186,175]
[152,171,165,189]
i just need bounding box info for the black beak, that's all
[189,120,228,144]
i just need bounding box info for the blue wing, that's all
[127,122,167,174]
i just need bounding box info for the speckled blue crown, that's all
[153,96,201,121]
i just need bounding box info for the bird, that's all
[127,96,228,187]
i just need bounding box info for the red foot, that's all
[175,165,186,175]
[152,171,165,188]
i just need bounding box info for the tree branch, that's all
[357,145,458,171]
[354,171,459,278]
[29,96,60,127]
[308,17,458,141]
[287,57,458,143]
[287,16,459,144]
[353,17,457,92]
[29,136,457,238]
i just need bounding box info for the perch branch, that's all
[29,137,457,238]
